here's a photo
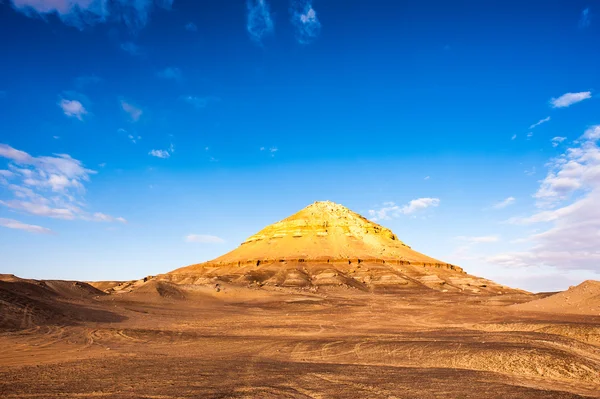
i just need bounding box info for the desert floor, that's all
[1,284,599,398]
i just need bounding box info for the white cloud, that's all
[0,218,52,234]
[493,196,515,209]
[424,176,430,180]
[120,100,142,121]
[550,91,592,108]
[551,136,567,147]
[489,125,600,271]
[401,198,440,214]
[246,0,274,43]
[529,116,550,129]
[368,197,440,221]
[185,234,225,244]
[511,134,517,140]
[0,200,75,219]
[10,0,174,31]
[123,130,141,144]
[0,144,125,223]
[584,125,600,140]
[0,145,31,163]
[533,128,600,205]
[157,67,182,81]
[148,149,170,159]
[291,0,321,44]
[0,169,14,185]
[91,212,127,223]
[58,99,87,120]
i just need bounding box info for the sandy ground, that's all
[1,280,600,398]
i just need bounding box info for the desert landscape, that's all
[2,1,600,398]
[1,202,599,398]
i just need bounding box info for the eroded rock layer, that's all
[146,201,523,294]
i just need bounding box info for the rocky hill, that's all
[151,201,522,295]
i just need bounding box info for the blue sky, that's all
[1,0,599,292]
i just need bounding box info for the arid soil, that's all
[1,276,600,399]
[2,203,599,398]
[512,280,600,316]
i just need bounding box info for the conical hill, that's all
[159,201,523,294]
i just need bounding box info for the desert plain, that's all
[1,202,599,398]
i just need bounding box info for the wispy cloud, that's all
[532,126,600,206]
[157,67,182,81]
[260,146,278,156]
[550,91,592,108]
[246,0,274,43]
[0,217,53,234]
[185,22,197,32]
[368,198,440,221]
[525,166,536,176]
[181,95,220,109]
[529,116,550,129]
[290,0,321,44]
[185,234,225,244]
[450,235,499,261]
[91,213,126,223]
[128,134,141,144]
[120,42,141,56]
[584,126,600,140]
[10,0,174,31]
[0,170,14,185]
[0,143,126,223]
[148,146,173,159]
[579,8,591,29]
[0,200,75,219]
[511,134,517,140]
[489,125,600,270]
[551,136,567,147]
[120,100,142,122]
[492,196,515,209]
[58,98,87,120]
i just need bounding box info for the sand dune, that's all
[0,275,122,331]
[512,280,600,315]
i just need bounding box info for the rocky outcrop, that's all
[175,201,459,269]
[154,201,522,295]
